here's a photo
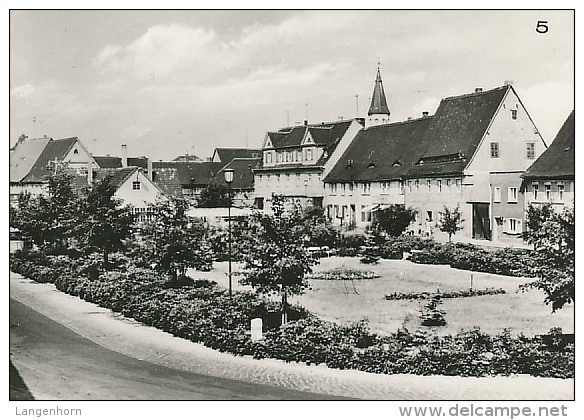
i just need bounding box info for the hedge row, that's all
[385,288,507,301]
[10,250,573,378]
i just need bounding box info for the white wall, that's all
[114,170,163,208]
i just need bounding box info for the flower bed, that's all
[385,287,507,301]
[310,268,381,280]
[9,249,573,379]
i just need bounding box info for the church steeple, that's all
[367,64,390,128]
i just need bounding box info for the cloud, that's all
[11,83,35,98]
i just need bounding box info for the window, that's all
[277,152,283,163]
[286,174,291,186]
[296,173,301,185]
[558,183,565,201]
[362,182,371,195]
[334,205,340,218]
[426,211,433,222]
[265,152,272,163]
[494,187,501,203]
[361,205,372,222]
[455,178,461,189]
[73,149,79,154]
[415,180,420,191]
[348,183,353,196]
[507,218,521,234]
[341,183,346,196]
[490,142,500,158]
[545,183,552,201]
[532,182,539,200]
[511,109,517,120]
[526,142,535,159]
[330,183,337,196]
[427,180,431,192]
[306,149,313,161]
[132,181,141,190]
[408,180,412,192]
[296,150,303,161]
[446,179,452,190]
[381,182,389,194]
[508,187,518,203]
[327,205,333,220]
[438,179,442,192]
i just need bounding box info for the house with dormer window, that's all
[253,118,364,212]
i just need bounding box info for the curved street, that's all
[9,272,574,400]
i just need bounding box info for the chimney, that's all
[504,80,513,86]
[147,157,153,181]
[407,117,412,121]
[475,87,483,93]
[121,144,128,167]
[304,120,308,126]
[422,111,429,117]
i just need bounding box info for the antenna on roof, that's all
[92,138,97,154]
[245,128,249,148]
[305,103,309,122]
[355,95,359,117]
[32,116,37,139]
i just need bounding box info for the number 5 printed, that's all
[536,20,549,34]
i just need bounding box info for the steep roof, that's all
[213,148,261,163]
[10,137,51,182]
[325,117,433,182]
[152,161,224,196]
[21,137,79,183]
[212,158,261,190]
[405,85,509,178]
[325,85,512,182]
[94,167,138,189]
[266,120,354,150]
[173,154,202,162]
[368,68,390,116]
[522,110,575,180]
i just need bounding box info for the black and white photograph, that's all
[7,6,577,414]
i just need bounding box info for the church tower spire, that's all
[367,63,390,128]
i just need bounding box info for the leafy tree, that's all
[10,167,78,251]
[521,204,574,312]
[300,206,340,248]
[438,205,465,242]
[137,197,212,280]
[75,175,135,265]
[198,182,232,208]
[239,196,318,323]
[372,204,417,237]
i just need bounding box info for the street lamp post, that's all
[224,168,235,297]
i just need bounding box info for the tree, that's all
[300,206,340,248]
[521,204,574,312]
[239,196,318,324]
[10,167,78,251]
[198,182,232,208]
[75,175,135,265]
[438,205,465,242]
[372,204,417,237]
[137,197,212,280]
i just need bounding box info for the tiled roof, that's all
[405,85,510,178]
[10,137,51,182]
[324,117,433,182]
[152,161,224,196]
[94,155,148,169]
[21,137,79,183]
[172,154,202,162]
[325,86,511,182]
[267,120,354,150]
[212,158,261,190]
[213,148,262,163]
[94,167,138,189]
[522,110,575,180]
[94,156,122,168]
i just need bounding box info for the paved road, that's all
[9,299,338,400]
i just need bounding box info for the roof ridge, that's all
[365,115,434,130]
[441,85,509,102]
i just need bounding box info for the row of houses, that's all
[10,69,574,244]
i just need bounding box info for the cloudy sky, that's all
[10,10,574,161]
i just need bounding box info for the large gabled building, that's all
[522,110,574,211]
[253,118,364,212]
[324,82,547,242]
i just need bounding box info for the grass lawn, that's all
[189,256,574,338]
